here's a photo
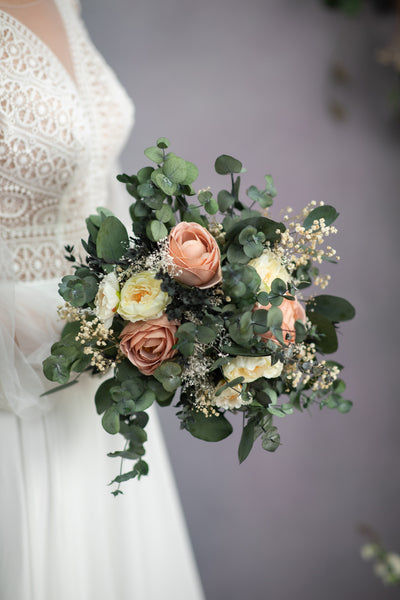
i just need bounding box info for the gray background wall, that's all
[81,1,400,598]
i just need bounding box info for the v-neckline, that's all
[0,1,80,94]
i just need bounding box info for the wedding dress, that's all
[0,2,204,599]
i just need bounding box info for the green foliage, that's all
[307,312,338,353]
[153,362,182,392]
[42,355,71,385]
[309,294,355,322]
[102,406,120,435]
[322,0,364,15]
[58,274,98,307]
[44,138,354,489]
[215,154,243,175]
[303,205,339,230]
[185,410,233,442]
[222,264,261,306]
[261,426,280,452]
[238,420,255,463]
[96,216,129,262]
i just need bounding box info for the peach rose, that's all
[261,297,306,346]
[120,315,179,376]
[168,222,222,289]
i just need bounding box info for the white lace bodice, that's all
[0,0,134,281]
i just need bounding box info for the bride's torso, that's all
[0,0,134,282]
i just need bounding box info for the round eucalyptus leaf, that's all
[196,325,217,344]
[144,146,164,164]
[43,356,71,385]
[137,166,154,184]
[264,175,277,198]
[337,400,352,413]
[152,170,178,196]
[308,294,355,322]
[95,378,117,414]
[215,154,243,175]
[217,190,235,212]
[156,137,170,149]
[303,205,339,230]
[307,312,338,353]
[162,156,187,184]
[102,406,120,435]
[146,220,168,242]
[180,161,199,185]
[186,410,233,442]
[226,244,250,265]
[135,390,156,412]
[137,181,155,198]
[155,204,174,223]
[261,426,280,452]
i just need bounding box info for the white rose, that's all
[223,355,283,383]
[117,271,170,323]
[248,249,290,293]
[94,271,120,329]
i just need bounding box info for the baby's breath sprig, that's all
[75,316,122,374]
[275,201,340,289]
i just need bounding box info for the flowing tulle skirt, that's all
[0,279,204,600]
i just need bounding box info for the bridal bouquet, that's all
[43,138,355,494]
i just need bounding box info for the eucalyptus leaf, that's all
[151,170,178,196]
[303,205,339,230]
[264,175,277,198]
[163,156,187,184]
[261,426,280,452]
[215,154,243,175]
[307,312,338,353]
[180,161,199,185]
[155,204,173,223]
[238,421,255,463]
[218,190,235,212]
[42,356,71,384]
[102,406,120,435]
[156,137,170,149]
[186,410,233,442]
[308,295,355,322]
[144,146,164,164]
[146,220,168,242]
[246,185,273,208]
[95,378,116,414]
[135,390,156,411]
[96,216,129,262]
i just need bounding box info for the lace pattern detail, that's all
[0,0,134,281]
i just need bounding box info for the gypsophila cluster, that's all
[75,316,120,373]
[276,201,340,288]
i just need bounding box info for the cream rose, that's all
[223,355,283,383]
[212,382,248,410]
[119,315,179,376]
[248,249,290,293]
[94,271,120,329]
[168,221,222,289]
[117,271,169,323]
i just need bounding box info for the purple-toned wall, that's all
[82,1,400,597]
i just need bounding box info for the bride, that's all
[0,1,204,598]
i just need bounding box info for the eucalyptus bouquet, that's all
[43,138,355,494]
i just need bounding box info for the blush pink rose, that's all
[261,297,306,346]
[168,222,222,289]
[119,315,179,376]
